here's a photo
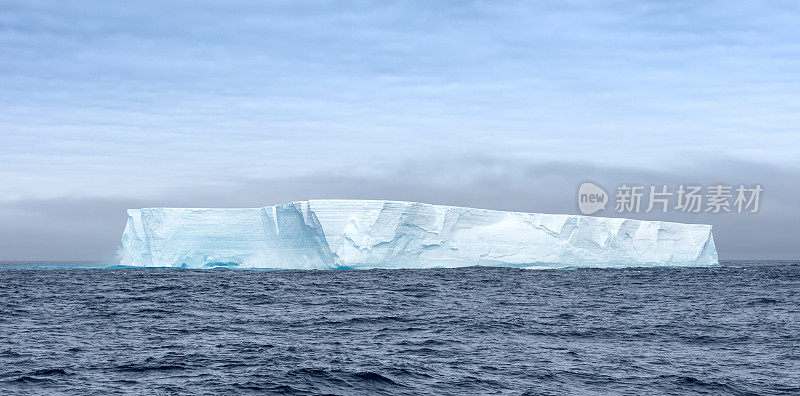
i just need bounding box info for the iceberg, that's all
[120,200,718,269]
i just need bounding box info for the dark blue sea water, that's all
[1,261,798,395]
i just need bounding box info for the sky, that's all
[1,0,799,261]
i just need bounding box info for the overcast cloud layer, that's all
[0,1,798,261]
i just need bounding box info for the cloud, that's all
[0,1,798,260]
[2,0,800,201]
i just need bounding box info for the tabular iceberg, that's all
[120,200,718,269]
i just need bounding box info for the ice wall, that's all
[120,200,718,269]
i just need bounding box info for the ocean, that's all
[1,261,798,395]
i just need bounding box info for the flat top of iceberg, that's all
[134,199,711,228]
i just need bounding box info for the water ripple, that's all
[0,261,798,395]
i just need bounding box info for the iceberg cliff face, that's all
[120,200,718,269]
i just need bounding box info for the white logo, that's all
[578,182,608,215]
[576,183,762,215]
